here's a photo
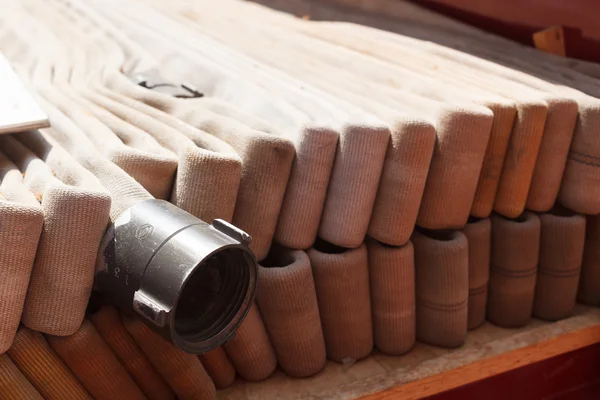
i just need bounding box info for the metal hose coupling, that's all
[95,199,257,354]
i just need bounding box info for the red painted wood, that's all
[415,0,600,63]
[425,342,600,399]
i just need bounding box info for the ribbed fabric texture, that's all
[526,101,579,211]
[47,320,145,400]
[0,135,111,336]
[256,249,326,377]
[488,212,540,328]
[578,214,600,305]
[462,218,491,330]
[533,211,585,320]
[224,303,278,382]
[493,103,547,217]
[198,347,236,390]
[90,306,174,400]
[412,230,468,348]
[0,153,44,353]
[7,328,91,399]
[122,316,216,400]
[307,243,373,362]
[367,238,415,355]
[368,120,436,245]
[0,354,43,400]
[416,107,493,229]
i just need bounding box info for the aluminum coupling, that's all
[95,199,257,354]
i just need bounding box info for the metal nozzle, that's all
[95,199,257,354]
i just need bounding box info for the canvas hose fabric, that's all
[489,212,541,328]
[89,306,175,400]
[46,320,146,400]
[7,328,91,399]
[308,242,373,363]
[367,238,415,356]
[0,354,43,400]
[198,347,236,390]
[533,210,585,321]
[1,0,600,397]
[121,316,217,400]
[256,248,327,378]
[462,218,491,330]
[223,303,278,382]
[412,230,469,348]
[0,152,44,354]
[0,135,111,336]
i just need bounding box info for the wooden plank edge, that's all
[359,323,600,400]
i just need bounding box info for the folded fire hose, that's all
[0,0,599,398]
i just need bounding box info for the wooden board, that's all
[219,305,600,399]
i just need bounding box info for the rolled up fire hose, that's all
[367,238,415,355]
[488,212,540,328]
[0,354,43,400]
[412,229,469,348]
[47,320,146,400]
[89,306,174,400]
[308,241,373,363]
[256,248,327,377]
[462,218,491,330]
[533,209,585,321]
[7,328,91,399]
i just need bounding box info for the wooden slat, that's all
[360,324,600,400]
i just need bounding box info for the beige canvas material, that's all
[412,230,468,348]
[156,4,436,245]
[47,320,146,400]
[122,316,217,400]
[322,2,600,215]
[366,238,415,356]
[488,212,540,328]
[256,249,326,378]
[7,328,91,399]
[198,347,236,390]
[140,2,495,232]
[98,4,392,249]
[90,306,174,400]
[578,214,600,305]
[0,135,111,336]
[0,354,43,400]
[198,2,514,221]
[0,152,44,354]
[223,303,277,382]
[307,243,373,363]
[91,5,341,251]
[462,218,491,330]
[533,211,585,321]
[98,74,295,260]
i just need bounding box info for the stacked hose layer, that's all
[0,0,599,398]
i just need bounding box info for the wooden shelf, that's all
[219,306,600,399]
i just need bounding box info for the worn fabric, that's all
[47,320,145,400]
[256,249,326,377]
[90,306,174,400]
[412,230,469,348]
[367,238,415,355]
[0,354,43,400]
[198,347,236,390]
[122,315,216,400]
[534,211,585,321]
[0,153,44,353]
[308,243,373,363]
[488,213,540,328]
[7,328,91,399]
[462,218,491,330]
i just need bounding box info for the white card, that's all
[0,53,49,135]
